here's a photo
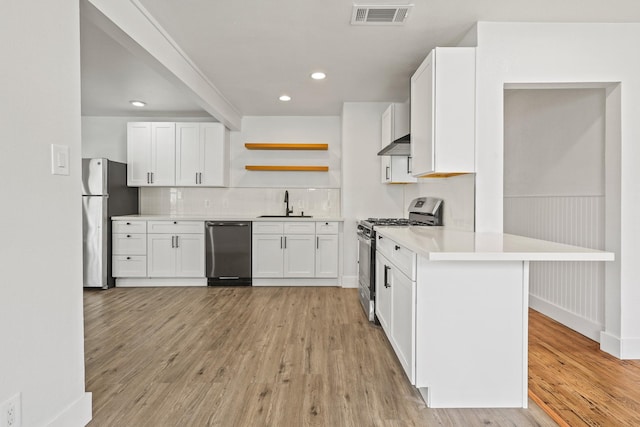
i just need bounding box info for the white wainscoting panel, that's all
[504,196,605,337]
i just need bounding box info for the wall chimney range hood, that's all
[377,134,410,156]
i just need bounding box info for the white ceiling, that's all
[80,0,640,119]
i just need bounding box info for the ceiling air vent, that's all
[351,4,413,25]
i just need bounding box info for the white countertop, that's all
[112,214,343,222]
[375,226,614,262]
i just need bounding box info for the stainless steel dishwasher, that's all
[205,221,252,285]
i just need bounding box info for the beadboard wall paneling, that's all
[504,195,605,338]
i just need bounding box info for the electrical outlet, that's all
[1,393,21,427]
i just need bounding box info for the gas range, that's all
[361,217,429,228]
[357,197,443,323]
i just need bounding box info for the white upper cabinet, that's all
[175,122,229,187]
[127,122,176,186]
[381,103,416,184]
[128,122,228,187]
[410,47,475,177]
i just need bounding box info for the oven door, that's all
[357,228,377,322]
[357,229,371,288]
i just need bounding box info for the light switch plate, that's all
[51,144,70,176]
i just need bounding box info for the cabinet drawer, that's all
[112,220,146,234]
[112,233,146,255]
[390,243,416,280]
[376,233,393,259]
[253,221,284,234]
[112,255,147,277]
[377,235,415,280]
[284,222,315,235]
[315,221,339,234]
[147,220,203,234]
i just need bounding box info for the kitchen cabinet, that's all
[375,237,416,383]
[315,221,339,278]
[375,252,392,332]
[381,103,416,184]
[283,234,315,277]
[112,220,147,278]
[176,122,229,187]
[410,47,475,177]
[252,234,285,277]
[252,221,315,278]
[127,122,176,186]
[252,221,339,280]
[146,221,205,278]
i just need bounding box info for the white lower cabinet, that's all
[283,234,315,278]
[252,234,285,277]
[252,221,340,281]
[375,240,416,383]
[315,234,339,277]
[375,252,392,332]
[147,232,204,278]
[391,266,415,382]
[113,220,205,281]
[112,221,147,278]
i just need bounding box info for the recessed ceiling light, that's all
[311,72,326,80]
[130,100,146,107]
[279,95,291,102]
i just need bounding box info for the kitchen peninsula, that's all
[373,226,613,409]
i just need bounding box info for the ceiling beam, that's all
[82,0,242,130]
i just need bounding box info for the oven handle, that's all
[384,265,390,288]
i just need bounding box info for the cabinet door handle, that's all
[175,235,179,248]
[384,265,391,288]
[171,236,175,248]
[126,256,131,260]
[395,245,401,251]
[127,235,131,238]
[280,236,283,249]
[146,172,150,184]
[316,236,319,249]
[385,166,390,180]
[199,172,203,184]
[407,156,412,174]
[284,236,287,249]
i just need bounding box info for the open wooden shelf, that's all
[245,165,329,172]
[244,143,328,151]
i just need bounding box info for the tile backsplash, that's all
[140,187,341,218]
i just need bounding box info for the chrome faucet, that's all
[284,190,293,216]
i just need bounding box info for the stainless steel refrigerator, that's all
[82,158,138,289]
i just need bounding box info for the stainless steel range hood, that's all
[377,134,410,156]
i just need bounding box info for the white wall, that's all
[0,2,91,426]
[341,103,405,284]
[474,22,640,358]
[503,88,606,340]
[230,116,341,188]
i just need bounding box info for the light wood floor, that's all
[528,309,640,427]
[84,287,555,426]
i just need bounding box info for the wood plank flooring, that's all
[528,309,640,427]
[84,287,555,426]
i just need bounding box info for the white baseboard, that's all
[47,392,92,427]
[251,277,340,287]
[529,295,603,342]
[252,278,340,287]
[600,331,640,359]
[341,275,358,288]
[116,278,207,287]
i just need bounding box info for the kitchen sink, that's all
[258,215,313,218]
